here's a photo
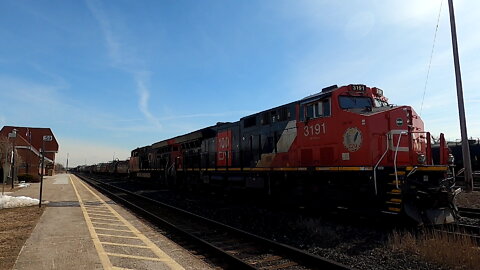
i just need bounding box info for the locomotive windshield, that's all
[339,96,372,109]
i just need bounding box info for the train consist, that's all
[79,160,129,175]
[76,84,458,225]
[444,140,480,171]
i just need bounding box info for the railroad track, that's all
[433,206,480,243]
[431,206,480,244]
[458,207,480,219]
[75,173,352,270]
[434,222,480,245]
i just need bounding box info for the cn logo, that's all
[219,137,229,149]
[343,127,362,152]
[217,130,232,166]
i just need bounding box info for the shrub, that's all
[17,174,38,183]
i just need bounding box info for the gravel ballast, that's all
[90,176,465,270]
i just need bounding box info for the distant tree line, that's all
[55,163,66,172]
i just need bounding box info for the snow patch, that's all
[0,195,39,209]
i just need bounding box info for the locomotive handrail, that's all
[407,166,418,178]
[373,134,390,195]
[394,131,408,189]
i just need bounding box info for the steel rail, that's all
[434,223,480,244]
[75,173,352,270]
[458,207,480,219]
[77,174,255,269]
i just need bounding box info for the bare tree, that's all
[0,136,25,180]
[14,154,23,170]
[0,136,13,185]
[55,163,65,173]
[0,137,12,164]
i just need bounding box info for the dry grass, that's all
[0,206,45,270]
[389,229,480,270]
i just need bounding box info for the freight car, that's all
[447,139,480,171]
[114,160,130,175]
[74,160,129,176]
[127,84,456,225]
[432,139,480,185]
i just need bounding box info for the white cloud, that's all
[384,0,443,25]
[0,74,140,165]
[0,74,161,137]
[275,0,444,29]
[134,72,161,128]
[86,0,160,128]
[85,0,121,65]
[0,75,63,107]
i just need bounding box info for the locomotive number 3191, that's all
[304,123,326,136]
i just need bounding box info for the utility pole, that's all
[66,153,69,173]
[448,0,473,191]
[2,151,6,195]
[9,129,17,189]
[39,140,45,207]
[39,135,53,207]
[26,129,31,175]
[12,131,15,189]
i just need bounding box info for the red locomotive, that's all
[124,84,457,224]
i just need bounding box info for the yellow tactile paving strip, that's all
[69,174,185,270]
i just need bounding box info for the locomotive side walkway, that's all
[11,174,212,270]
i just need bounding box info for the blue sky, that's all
[1,0,479,167]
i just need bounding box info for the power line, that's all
[420,0,444,116]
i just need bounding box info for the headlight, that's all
[417,153,426,164]
[448,154,455,165]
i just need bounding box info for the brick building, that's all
[0,126,59,181]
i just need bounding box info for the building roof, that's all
[0,126,59,162]
[0,126,59,153]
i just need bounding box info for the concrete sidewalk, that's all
[12,174,103,269]
[10,174,212,270]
